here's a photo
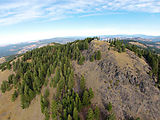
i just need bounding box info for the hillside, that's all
[0,34,160,60]
[73,40,160,119]
[0,64,44,120]
[0,37,78,58]
[0,38,160,120]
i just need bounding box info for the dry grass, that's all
[0,69,44,120]
[0,40,153,120]
[0,70,13,85]
[26,59,32,63]
[10,55,23,65]
[48,43,55,46]
[109,49,148,74]
[129,42,147,48]
[93,40,109,45]
[41,76,57,103]
[146,44,154,47]
[72,41,155,119]
[110,50,133,68]
[0,91,44,120]
[72,61,104,109]
[0,63,56,120]
[0,57,6,64]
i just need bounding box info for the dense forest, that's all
[0,37,115,120]
[0,38,159,120]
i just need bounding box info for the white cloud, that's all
[0,0,160,25]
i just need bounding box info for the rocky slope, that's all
[0,40,160,120]
[73,40,160,120]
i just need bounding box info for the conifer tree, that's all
[73,107,78,120]
[94,106,100,120]
[80,75,85,92]
[63,109,67,120]
[90,55,94,62]
[67,114,72,120]
[82,90,89,105]
[88,88,94,100]
[87,108,94,120]
[96,50,101,60]
[12,90,18,102]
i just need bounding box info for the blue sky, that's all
[0,0,160,45]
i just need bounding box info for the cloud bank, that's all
[0,0,160,25]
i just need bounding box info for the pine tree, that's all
[90,55,94,62]
[78,55,85,65]
[54,67,61,85]
[1,81,9,93]
[44,88,49,98]
[122,45,126,52]
[63,109,67,120]
[118,47,122,53]
[47,69,50,78]
[88,88,94,100]
[44,107,50,120]
[12,90,18,102]
[73,107,78,120]
[82,90,89,105]
[107,102,112,112]
[80,75,85,92]
[51,99,58,119]
[106,113,116,120]
[94,106,100,120]
[68,74,74,89]
[87,108,94,120]
[67,114,72,120]
[84,40,89,49]
[95,51,101,60]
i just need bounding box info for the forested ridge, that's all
[0,37,106,120]
[109,40,160,88]
[0,38,160,120]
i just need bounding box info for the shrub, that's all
[107,102,112,112]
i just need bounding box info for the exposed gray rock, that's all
[73,40,160,120]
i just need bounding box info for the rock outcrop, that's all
[73,40,160,120]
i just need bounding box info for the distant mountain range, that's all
[0,34,160,59]
[0,37,80,58]
[100,34,160,41]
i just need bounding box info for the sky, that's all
[0,0,160,45]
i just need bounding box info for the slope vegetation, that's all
[0,38,160,120]
[0,70,43,120]
[73,40,160,120]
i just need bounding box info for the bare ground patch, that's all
[129,42,147,48]
[72,40,160,120]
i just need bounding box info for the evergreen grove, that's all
[0,37,103,120]
[1,37,158,120]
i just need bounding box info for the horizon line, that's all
[0,34,160,47]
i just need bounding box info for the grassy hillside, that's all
[0,38,160,120]
[0,37,78,58]
[73,40,160,119]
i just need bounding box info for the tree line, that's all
[109,40,160,88]
[1,37,104,120]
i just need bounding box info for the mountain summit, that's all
[0,38,160,120]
